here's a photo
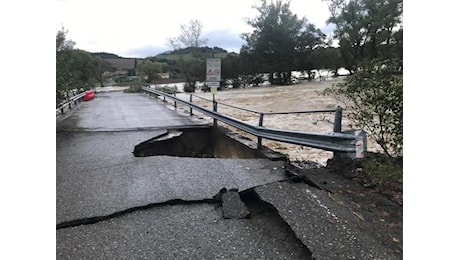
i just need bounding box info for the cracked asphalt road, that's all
[56,91,301,259]
[56,91,398,260]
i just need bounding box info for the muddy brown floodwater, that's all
[176,77,381,165]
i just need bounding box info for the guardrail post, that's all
[173,93,177,109]
[333,106,343,158]
[189,95,193,115]
[333,106,342,133]
[67,92,72,110]
[213,101,218,127]
[163,96,166,103]
[257,113,264,149]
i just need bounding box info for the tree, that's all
[323,0,403,158]
[93,56,113,87]
[325,0,403,72]
[137,59,162,83]
[241,0,325,85]
[167,19,208,49]
[56,28,101,106]
[178,19,208,48]
[69,49,97,88]
[324,58,402,157]
[56,28,75,104]
[310,46,345,76]
[221,53,243,88]
[167,19,208,92]
[294,22,327,79]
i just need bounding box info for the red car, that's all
[83,90,95,101]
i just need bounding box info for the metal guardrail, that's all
[56,92,86,115]
[142,86,367,158]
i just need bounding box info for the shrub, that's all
[156,85,178,94]
[124,78,146,93]
[183,83,194,93]
[324,58,403,158]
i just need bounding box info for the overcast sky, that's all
[56,0,334,58]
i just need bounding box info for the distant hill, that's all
[89,47,231,76]
[90,52,143,72]
[90,52,121,59]
[154,46,229,61]
[102,58,138,71]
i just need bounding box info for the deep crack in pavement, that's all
[57,187,313,260]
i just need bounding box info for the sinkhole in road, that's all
[133,127,269,159]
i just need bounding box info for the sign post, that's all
[206,58,221,127]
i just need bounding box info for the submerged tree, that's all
[241,0,325,85]
[310,46,345,77]
[325,0,403,72]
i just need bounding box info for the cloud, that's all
[320,23,336,36]
[204,29,246,53]
[118,45,169,58]
[57,0,333,58]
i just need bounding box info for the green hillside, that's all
[154,46,229,61]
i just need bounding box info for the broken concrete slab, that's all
[255,182,398,260]
[222,190,249,219]
[133,129,214,158]
[57,152,287,224]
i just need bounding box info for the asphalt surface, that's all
[56,90,397,260]
[255,182,398,260]
[56,91,298,259]
[56,91,206,131]
[57,203,307,260]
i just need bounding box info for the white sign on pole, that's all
[208,81,219,94]
[206,58,221,82]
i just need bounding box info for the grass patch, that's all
[326,152,403,192]
[362,154,403,187]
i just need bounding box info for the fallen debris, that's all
[222,189,250,219]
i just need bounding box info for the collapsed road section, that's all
[57,91,399,259]
[57,127,399,259]
[56,121,310,259]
